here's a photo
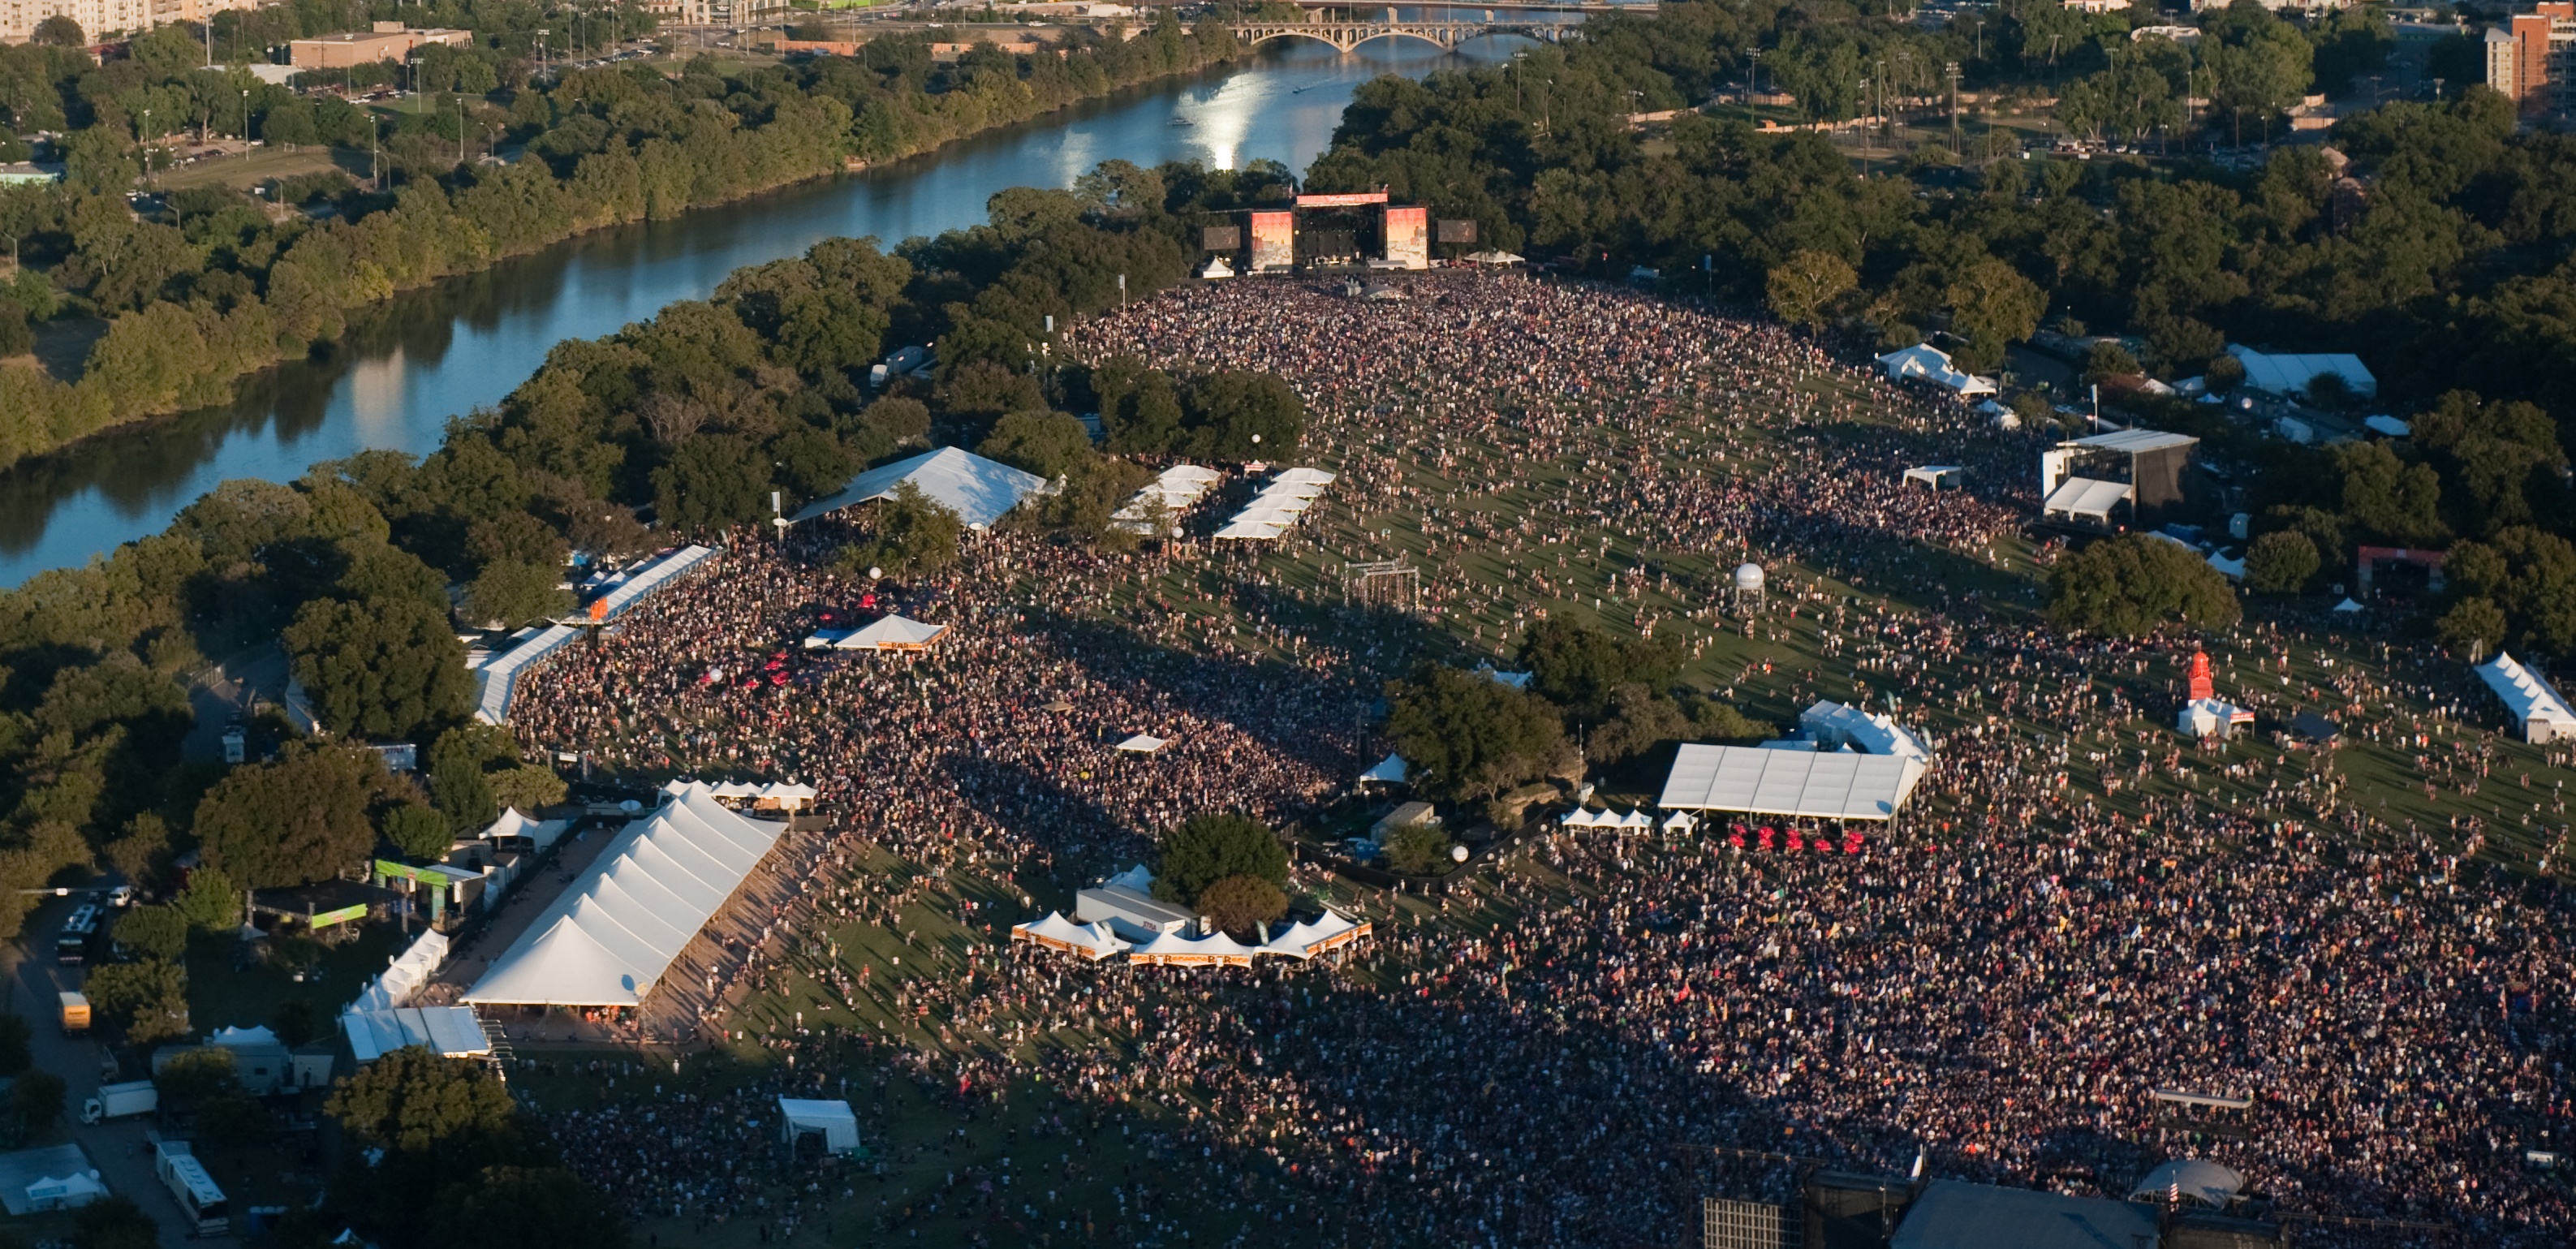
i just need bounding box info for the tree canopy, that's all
[1385,665,1572,803]
[193,745,394,889]
[2047,534,2244,637]
[1151,813,1289,907]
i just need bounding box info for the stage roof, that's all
[1656,743,1924,820]
[789,447,1047,529]
[2041,477,2131,520]
[1890,1181,2159,1249]
[2061,428,2199,454]
[462,784,782,1007]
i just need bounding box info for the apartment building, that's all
[0,0,265,43]
[2487,2,2576,116]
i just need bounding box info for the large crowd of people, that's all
[493,273,2574,1247]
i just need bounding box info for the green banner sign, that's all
[374,859,444,885]
[310,903,368,929]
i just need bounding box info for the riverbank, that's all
[0,24,1253,488]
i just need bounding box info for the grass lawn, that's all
[182,924,407,1041]
[153,145,352,192]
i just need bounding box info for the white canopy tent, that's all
[1658,743,1926,821]
[1213,519,1289,541]
[1874,344,1996,395]
[1273,467,1337,485]
[833,615,948,651]
[789,446,1048,529]
[339,1006,493,1062]
[481,808,568,851]
[463,784,784,1007]
[778,1098,862,1155]
[1359,753,1408,783]
[1261,912,1371,959]
[349,929,448,1013]
[1129,929,1262,967]
[2228,345,2376,398]
[589,545,717,620]
[1661,810,1699,833]
[1114,734,1168,753]
[2042,477,2134,523]
[1010,911,1129,961]
[24,1171,106,1213]
[471,625,578,726]
[2475,652,2576,743]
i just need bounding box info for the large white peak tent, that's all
[1359,753,1408,784]
[23,1170,106,1213]
[339,1005,493,1062]
[1273,467,1337,485]
[2128,1159,2246,1211]
[2040,477,2132,523]
[481,807,568,851]
[1114,734,1168,753]
[1129,929,1261,967]
[833,615,948,651]
[788,446,1048,529]
[350,929,448,1013]
[463,784,784,1007]
[1213,519,1289,541]
[2227,344,2376,398]
[778,1098,862,1155]
[1010,911,1129,961]
[2475,652,2576,743]
[1658,743,1925,821]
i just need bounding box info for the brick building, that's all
[288,21,472,69]
[2486,2,2576,117]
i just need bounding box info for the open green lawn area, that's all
[153,145,355,192]
[183,924,407,1040]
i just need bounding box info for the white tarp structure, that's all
[789,446,1047,529]
[1662,810,1699,832]
[1902,466,1965,489]
[1009,911,1129,960]
[833,615,948,651]
[1217,468,1337,541]
[778,1098,861,1155]
[1114,734,1167,753]
[1261,911,1371,959]
[2229,344,2376,398]
[1658,743,1926,821]
[1799,701,1934,763]
[471,624,578,726]
[24,1171,106,1212]
[1113,466,1221,536]
[2042,477,2133,523]
[1359,753,1408,783]
[590,545,717,619]
[481,807,568,851]
[349,929,449,1013]
[1129,929,1262,967]
[463,783,784,1007]
[1213,519,1288,541]
[2130,1159,2246,1211]
[1874,344,1997,396]
[339,1006,493,1062]
[2475,652,2576,743]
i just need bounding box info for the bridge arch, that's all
[1231,23,1468,54]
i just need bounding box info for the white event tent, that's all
[2475,652,2576,743]
[349,929,448,1013]
[788,446,1047,529]
[463,783,784,1008]
[778,1098,862,1155]
[340,1006,493,1062]
[834,615,948,651]
[1010,911,1129,961]
[1658,743,1925,821]
[1261,912,1371,959]
[1129,929,1262,967]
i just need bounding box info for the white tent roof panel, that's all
[1657,743,1924,820]
[788,446,1048,528]
[2043,477,2133,519]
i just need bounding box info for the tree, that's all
[841,480,963,578]
[111,904,187,961]
[1151,813,1288,907]
[489,766,568,815]
[1945,256,2045,371]
[7,1068,60,1137]
[467,559,573,629]
[976,410,1094,480]
[1385,665,1571,803]
[30,15,81,46]
[1195,874,1286,936]
[173,868,243,932]
[383,804,455,861]
[104,812,170,887]
[1181,371,1304,461]
[653,433,770,533]
[428,1166,631,1249]
[2046,535,2242,636]
[1381,821,1456,876]
[2437,597,2508,655]
[1688,698,1773,740]
[2243,530,2320,593]
[2334,441,2449,547]
[1587,683,1692,764]
[70,1196,160,1249]
[0,1014,28,1077]
[429,726,506,833]
[282,595,473,741]
[84,959,188,1045]
[1520,619,1679,723]
[325,1046,522,1158]
[194,745,392,889]
[1766,251,1857,329]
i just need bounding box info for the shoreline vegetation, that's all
[0,12,1251,477]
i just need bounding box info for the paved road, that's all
[3,900,234,1248]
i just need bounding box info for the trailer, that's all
[153,1140,227,1236]
[80,1080,156,1124]
[54,903,100,966]
[58,991,88,1035]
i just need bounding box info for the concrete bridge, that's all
[1227,16,1581,52]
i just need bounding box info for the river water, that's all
[0,33,1528,586]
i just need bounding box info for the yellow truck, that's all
[58,990,88,1034]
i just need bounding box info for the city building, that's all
[287,22,472,70]
[2485,3,2576,116]
[0,0,269,45]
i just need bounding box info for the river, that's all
[0,32,1531,586]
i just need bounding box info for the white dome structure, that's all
[1733,562,1764,592]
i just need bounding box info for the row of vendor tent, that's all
[663,777,821,808]
[2475,652,2576,743]
[1559,807,1698,832]
[1113,464,1223,536]
[469,545,717,724]
[463,783,786,1008]
[1216,467,1337,541]
[1873,344,1996,397]
[341,1005,493,1062]
[1,1145,107,1217]
[1011,911,1370,964]
[348,929,447,1014]
[803,614,949,651]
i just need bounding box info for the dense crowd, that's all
[495,275,2573,1247]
